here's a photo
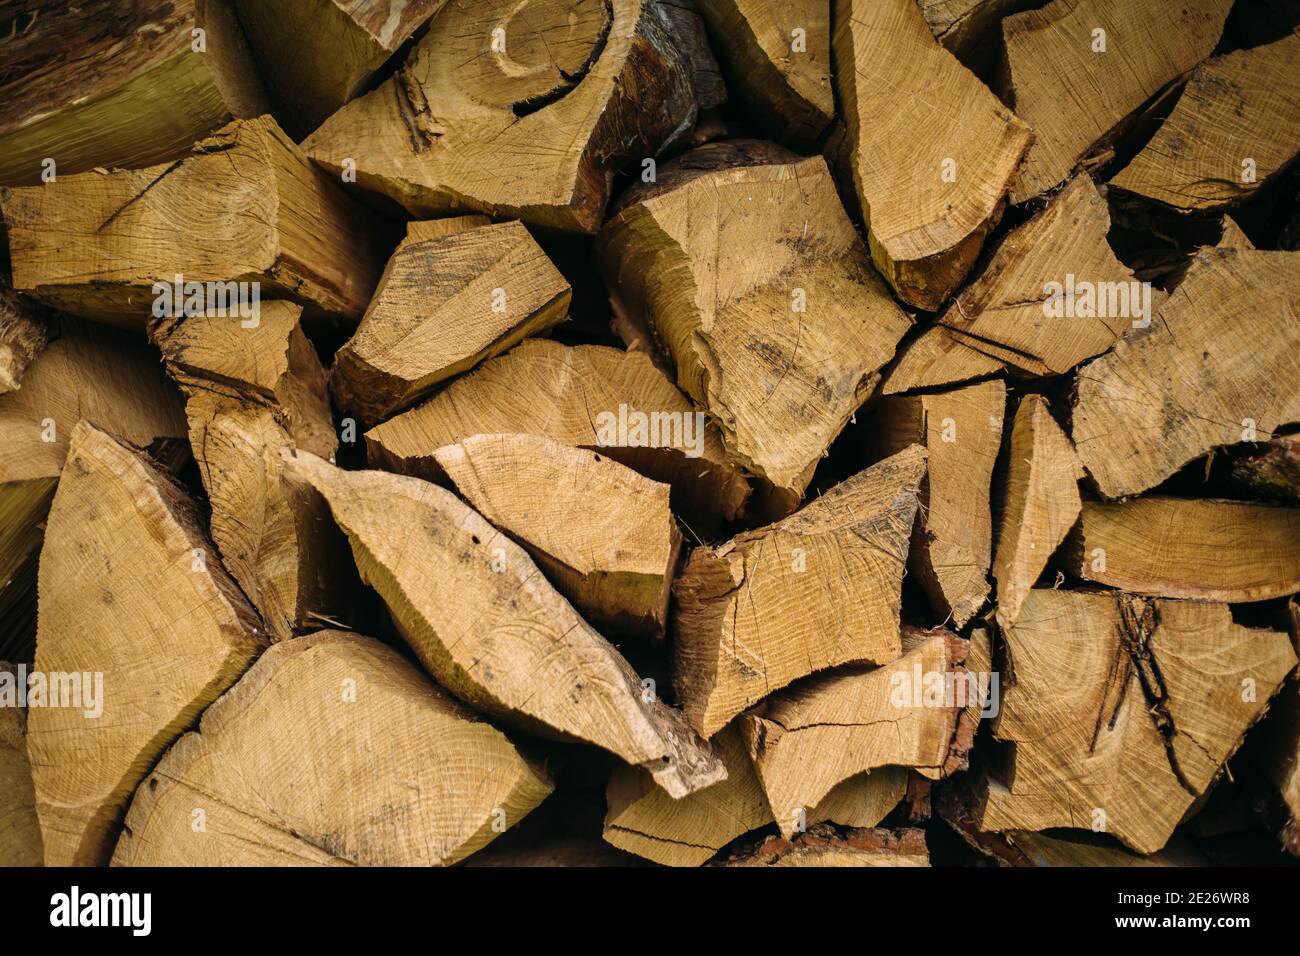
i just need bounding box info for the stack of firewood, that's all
[1,0,1298,868]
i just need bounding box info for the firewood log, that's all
[1217,215,1256,252]
[717,825,930,867]
[0,277,47,394]
[303,0,704,233]
[0,663,41,866]
[112,630,553,866]
[281,449,725,798]
[1230,433,1300,504]
[673,446,927,738]
[26,422,266,866]
[2,116,391,327]
[0,0,267,186]
[597,141,911,515]
[917,0,1038,77]
[433,433,681,642]
[828,0,1031,309]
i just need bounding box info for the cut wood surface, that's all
[0,279,47,394]
[975,589,1296,853]
[26,422,266,866]
[1110,30,1300,214]
[673,446,927,738]
[366,338,751,530]
[884,176,1140,394]
[434,433,681,641]
[282,449,725,798]
[1072,248,1300,499]
[0,0,266,185]
[1217,215,1256,252]
[829,0,1031,309]
[992,395,1082,626]
[1063,497,1300,603]
[918,0,1038,75]
[3,116,390,326]
[304,0,703,233]
[112,630,553,866]
[332,219,571,426]
[0,663,41,866]
[718,825,930,867]
[866,381,1004,627]
[695,0,833,148]
[1001,0,1233,203]
[598,143,911,514]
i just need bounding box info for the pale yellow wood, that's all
[1217,216,1255,251]
[0,663,42,866]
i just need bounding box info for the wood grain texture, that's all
[0,663,42,866]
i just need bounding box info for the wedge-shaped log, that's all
[884,177,1142,394]
[866,382,1004,627]
[674,446,927,738]
[992,396,1082,627]
[0,0,266,186]
[332,219,571,425]
[1064,497,1300,603]
[598,144,911,514]
[741,626,972,829]
[367,339,750,530]
[1072,248,1300,499]
[282,450,724,798]
[2,116,389,327]
[719,825,930,867]
[0,663,42,866]
[304,0,702,233]
[973,590,1296,854]
[1110,30,1300,214]
[26,422,266,866]
[434,433,680,642]
[112,630,552,866]
[1001,0,1232,203]
[829,0,1031,309]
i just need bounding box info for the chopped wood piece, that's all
[695,0,833,148]
[230,0,448,139]
[973,589,1296,853]
[918,0,1038,76]
[884,177,1141,394]
[112,630,552,866]
[1072,248,1300,499]
[741,627,972,831]
[0,279,48,394]
[1229,433,1300,504]
[598,144,911,514]
[303,0,703,233]
[434,433,681,642]
[27,421,266,866]
[332,220,571,425]
[0,663,42,866]
[1001,0,1233,203]
[992,395,1082,626]
[1064,497,1300,603]
[866,382,1004,627]
[0,0,267,186]
[3,116,390,327]
[829,0,1031,309]
[718,824,930,867]
[1217,215,1256,251]
[366,339,751,531]
[1111,30,1300,214]
[673,446,927,738]
[282,449,725,798]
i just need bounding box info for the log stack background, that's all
[1,0,1299,868]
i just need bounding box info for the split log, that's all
[829,0,1031,309]
[694,0,833,148]
[1217,215,1256,252]
[303,0,703,233]
[112,630,553,866]
[673,446,927,738]
[366,338,751,531]
[1064,497,1300,603]
[0,279,47,394]
[917,0,1038,77]
[1229,433,1300,504]
[972,589,1296,853]
[992,395,1082,626]
[0,663,42,866]
[433,433,681,642]
[0,0,267,186]
[741,627,972,833]
[866,381,1004,627]
[331,219,571,426]
[883,176,1141,394]
[2,116,391,327]
[597,143,911,515]
[1110,29,1300,214]
[718,825,930,867]
[1001,0,1233,203]
[281,449,725,798]
[26,421,266,866]
[1072,248,1300,499]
